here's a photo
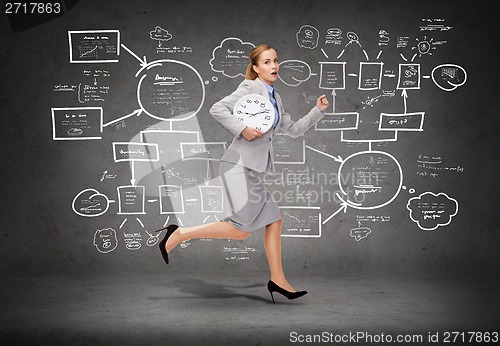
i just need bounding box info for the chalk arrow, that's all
[305,145,343,163]
[130,161,136,186]
[121,44,148,67]
[322,201,349,225]
[331,89,337,112]
[205,161,210,186]
[103,109,142,128]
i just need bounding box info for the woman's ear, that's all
[252,65,259,74]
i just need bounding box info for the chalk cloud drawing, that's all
[209,37,255,78]
[150,26,172,42]
[296,25,319,49]
[94,228,118,253]
[350,226,372,241]
[407,192,458,231]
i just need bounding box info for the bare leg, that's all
[264,219,296,292]
[165,222,250,253]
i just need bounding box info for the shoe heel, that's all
[269,291,275,304]
[267,281,275,304]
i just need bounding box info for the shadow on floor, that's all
[149,277,280,303]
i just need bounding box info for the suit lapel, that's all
[255,78,270,98]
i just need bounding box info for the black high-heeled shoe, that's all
[155,225,179,265]
[267,280,308,304]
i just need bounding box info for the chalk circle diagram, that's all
[347,31,359,42]
[278,60,313,87]
[338,151,403,210]
[136,59,205,121]
[431,64,467,91]
[72,188,110,217]
[146,233,159,246]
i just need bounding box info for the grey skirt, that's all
[218,160,281,232]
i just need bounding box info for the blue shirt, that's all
[261,80,280,129]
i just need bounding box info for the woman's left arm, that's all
[279,95,330,138]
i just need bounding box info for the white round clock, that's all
[233,94,275,133]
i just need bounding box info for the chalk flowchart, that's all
[53,19,464,253]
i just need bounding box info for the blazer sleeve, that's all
[210,80,255,138]
[279,105,325,138]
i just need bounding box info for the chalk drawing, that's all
[407,192,458,231]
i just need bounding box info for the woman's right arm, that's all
[210,80,254,138]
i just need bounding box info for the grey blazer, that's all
[210,78,324,173]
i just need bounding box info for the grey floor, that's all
[1,269,498,345]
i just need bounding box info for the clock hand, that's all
[252,109,271,116]
[241,109,270,117]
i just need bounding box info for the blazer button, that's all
[268,138,272,141]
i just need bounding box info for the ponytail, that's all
[245,62,259,80]
[245,44,274,80]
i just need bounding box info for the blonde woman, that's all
[157,44,330,303]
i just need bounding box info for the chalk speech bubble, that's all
[296,25,319,49]
[350,227,372,241]
[93,228,118,253]
[209,37,255,78]
[407,192,458,231]
[431,64,467,91]
[72,188,110,217]
[278,60,313,87]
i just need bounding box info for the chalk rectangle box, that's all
[315,112,359,131]
[113,142,159,162]
[117,185,145,215]
[68,30,120,63]
[280,207,322,238]
[378,112,425,131]
[180,142,227,161]
[51,107,103,140]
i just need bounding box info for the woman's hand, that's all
[241,126,264,141]
[316,95,330,112]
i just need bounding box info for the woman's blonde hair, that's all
[245,44,274,80]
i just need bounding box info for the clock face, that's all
[233,94,275,133]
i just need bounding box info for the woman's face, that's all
[253,49,279,86]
